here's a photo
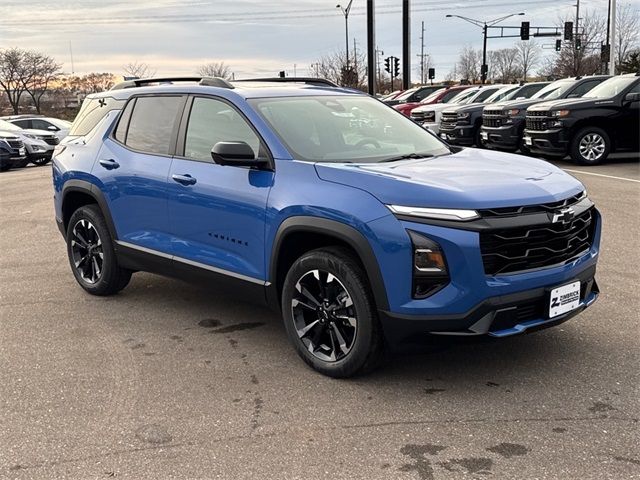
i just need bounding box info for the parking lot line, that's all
[563,169,640,184]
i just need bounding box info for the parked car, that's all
[482,76,609,153]
[380,90,403,102]
[426,84,512,141]
[0,134,28,171]
[384,85,445,107]
[3,115,72,142]
[54,76,601,377]
[524,73,639,165]
[411,86,491,133]
[440,82,550,147]
[394,85,474,117]
[0,119,59,166]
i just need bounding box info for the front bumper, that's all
[380,265,598,346]
[523,128,570,156]
[482,124,520,151]
[439,124,474,146]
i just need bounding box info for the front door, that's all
[167,96,274,283]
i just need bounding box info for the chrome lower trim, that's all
[115,240,270,286]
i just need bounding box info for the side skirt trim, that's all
[115,240,270,286]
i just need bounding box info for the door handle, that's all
[99,158,119,170]
[172,173,197,186]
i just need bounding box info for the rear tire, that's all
[281,247,384,378]
[570,127,610,166]
[66,205,132,296]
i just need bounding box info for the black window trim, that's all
[174,94,275,170]
[109,93,188,158]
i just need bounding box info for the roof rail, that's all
[110,76,234,91]
[234,77,339,87]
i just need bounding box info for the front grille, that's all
[480,207,596,275]
[490,299,545,331]
[411,111,431,122]
[8,140,23,149]
[482,110,506,128]
[479,192,585,218]
[43,137,59,145]
[526,111,551,131]
[440,112,458,130]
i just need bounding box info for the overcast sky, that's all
[0,0,632,80]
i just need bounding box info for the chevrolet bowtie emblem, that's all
[552,207,575,224]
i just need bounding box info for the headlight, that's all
[23,133,38,140]
[551,110,570,117]
[457,112,470,119]
[505,109,520,116]
[423,111,435,119]
[388,205,480,221]
[408,231,449,299]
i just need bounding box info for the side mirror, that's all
[624,92,640,103]
[211,141,269,168]
[48,125,59,131]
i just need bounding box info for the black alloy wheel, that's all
[70,218,104,284]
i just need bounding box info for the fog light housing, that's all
[408,230,450,299]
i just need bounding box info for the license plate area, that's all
[548,281,581,318]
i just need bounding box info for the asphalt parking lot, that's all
[1,155,638,480]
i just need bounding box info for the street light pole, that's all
[337,0,354,68]
[446,12,525,84]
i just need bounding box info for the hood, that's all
[412,103,456,114]
[314,148,584,210]
[491,98,547,110]
[0,130,20,140]
[443,102,485,114]
[528,97,599,111]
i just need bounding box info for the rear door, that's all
[96,94,186,255]
[167,95,274,283]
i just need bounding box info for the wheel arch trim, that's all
[61,179,118,240]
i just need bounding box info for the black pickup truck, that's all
[524,73,639,165]
[481,76,610,154]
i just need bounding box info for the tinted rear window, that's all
[69,96,125,137]
[125,96,184,155]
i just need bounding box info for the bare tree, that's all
[415,53,434,84]
[196,62,232,79]
[122,61,156,79]
[515,41,541,81]
[314,49,368,90]
[615,2,640,70]
[490,48,519,83]
[456,46,481,83]
[22,52,61,114]
[0,48,33,114]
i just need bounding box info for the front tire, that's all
[570,127,610,166]
[31,157,51,166]
[66,205,132,296]
[281,247,384,378]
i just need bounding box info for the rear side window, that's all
[114,99,135,143]
[32,119,57,131]
[125,96,184,155]
[12,119,31,129]
[69,97,125,137]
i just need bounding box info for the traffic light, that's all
[393,57,400,78]
[520,21,530,40]
[481,63,488,81]
[279,71,285,78]
[601,44,610,62]
[384,57,391,73]
[575,38,582,51]
[555,39,562,52]
[428,68,435,80]
[564,21,573,41]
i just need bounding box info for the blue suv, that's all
[53,77,601,377]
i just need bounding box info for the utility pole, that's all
[375,47,384,91]
[419,21,426,84]
[575,0,580,43]
[609,0,616,75]
[337,0,354,68]
[69,41,75,74]
[482,24,488,84]
[402,0,411,89]
[367,0,376,95]
[605,0,611,73]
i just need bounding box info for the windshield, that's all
[395,87,419,101]
[484,86,519,103]
[250,95,450,163]
[0,119,21,131]
[419,88,447,104]
[583,76,637,98]
[532,80,574,100]
[448,89,479,105]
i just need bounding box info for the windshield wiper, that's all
[380,153,435,163]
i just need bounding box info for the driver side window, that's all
[184,97,261,162]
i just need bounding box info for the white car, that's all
[0,119,59,166]
[3,115,72,142]
[411,85,511,134]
